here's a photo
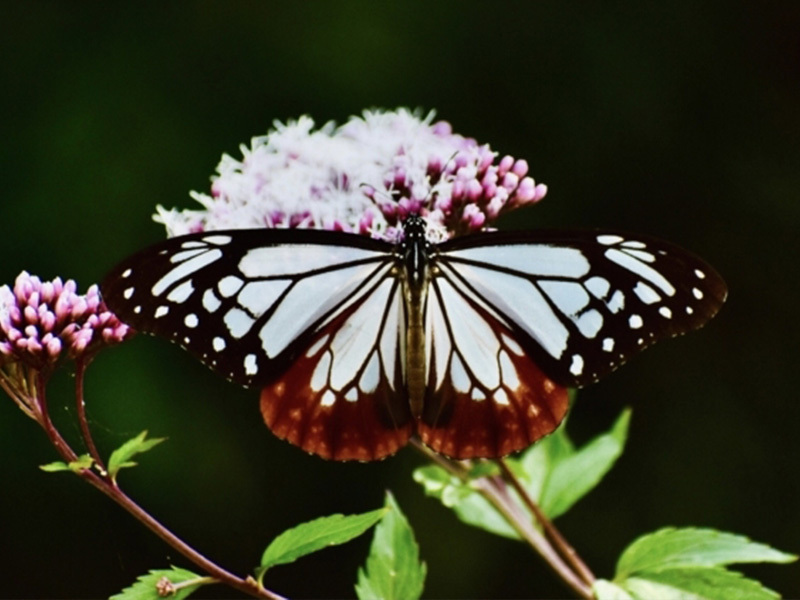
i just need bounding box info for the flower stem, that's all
[410,439,594,599]
[497,457,595,587]
[30,368,285,600]
[74,358,106,473]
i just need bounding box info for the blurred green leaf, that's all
[622,567,780,600]
[412,464,519,539]
[615,527,797,578]
[39,454,93,473]
[110,566,205,600]
[259,507,388,572]
[413,408,631,542]
[107,430,166,482]
[593,579,635,600]
[528,408,630,519]
[355,492,426,600]
[612,527,796,600]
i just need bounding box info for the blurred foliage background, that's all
[1,2,798,598]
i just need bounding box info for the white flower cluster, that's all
[155,108,547,241]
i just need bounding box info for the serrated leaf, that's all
[260,507,388,571]
[412,465,520,539]
[593,579,635,600]
[107,431,166,481]
[517,408,630,520]
[616,527,797,579]
[39,454,93,473]
[412,409,629,542]
[110,566,205,600]
[621,567,781,600]
[355,492,426,600]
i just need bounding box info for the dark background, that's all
[1,2,798,598]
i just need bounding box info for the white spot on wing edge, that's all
[569,354,584,376]
[203,234,232,245]
[123,287,134,299]
[122,268,132,278]
[597,234,624,245]
[629,314,644,329]
[493,388,510,405]
[321,389,336,407]
[471,388,486,401]
[184,314,199,328]
[244,353,258,376]
[154,306,169,318]
[212,336,226,352]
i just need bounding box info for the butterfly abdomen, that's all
[400,216,431,418]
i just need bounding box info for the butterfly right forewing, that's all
[436,230,727,388]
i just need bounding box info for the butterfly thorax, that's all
[399,216,431,418]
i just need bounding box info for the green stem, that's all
[409,439,593,599]
[497,458,596,587]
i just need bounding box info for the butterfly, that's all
[101,216,727,461]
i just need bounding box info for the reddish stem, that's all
[32,367,284,600]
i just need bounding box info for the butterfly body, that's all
[399,215,431,418]
[102,219,726,461]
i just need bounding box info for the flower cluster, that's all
[155,108,547,241]
[0,271,131,371]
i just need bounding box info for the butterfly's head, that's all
[400,215,431,286]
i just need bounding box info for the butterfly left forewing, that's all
[417,273,569,459]
[101,229,394,387]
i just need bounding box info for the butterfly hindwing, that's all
[417,273,569,459]
[260,276,413,460]
[436,230,727,388]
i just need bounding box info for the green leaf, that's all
[355,492,426,600]
[260,507,388,571]
[411,408,630,542]
[621,567,781,600]
[412,464,520,539]
[616,527,797,578]
[517,408,630,520]
[593,579,635,600]
[107,431,166,482]
[110,566,206,600]
[39,454,94,473]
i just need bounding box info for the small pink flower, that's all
[0,272,132,371]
